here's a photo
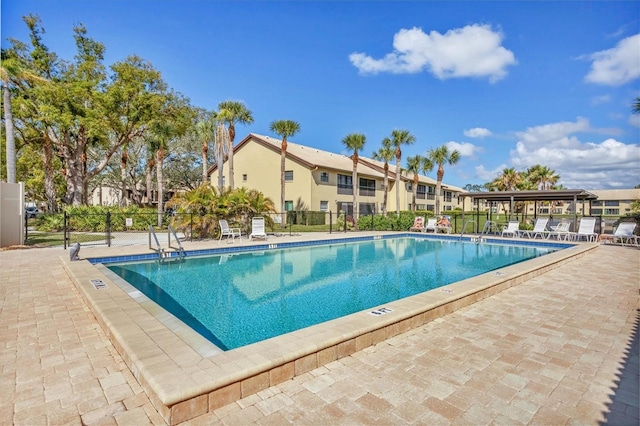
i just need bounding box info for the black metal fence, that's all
[25,209,632,249]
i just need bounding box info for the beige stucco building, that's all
[208,133,464,216]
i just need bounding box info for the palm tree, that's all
[527,164,559,190]
[269,120,301,222]
[633,97,640,114]
[389,129,416,215]
[489,167,523,216]
[372,138,394,215]
[427,145,460,216]
[214,122,230,191]
[194,113,216,186]
[217,101,254,189]
[406,155,434,211]
[341,133,366,226]
[150,122,176,227]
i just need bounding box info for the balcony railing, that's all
[337,184,353,195]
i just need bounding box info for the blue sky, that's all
[3,0,639,190]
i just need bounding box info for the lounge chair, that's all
[547,222,571,240]
[436,215,452,234]
[410,216,425,232]
[521,218,549,239]
[602,222,638,246]
[569,217,597,242]
[249,216,268,241]
[219,219,241,244]
[501,221,520,238]
[423,218,438,233]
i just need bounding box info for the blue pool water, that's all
[107,237,558,350]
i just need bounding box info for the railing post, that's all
[329,211,332,234]
[106,211,111,247]
[64,211,68,250]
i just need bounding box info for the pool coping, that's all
[61,233,598,425]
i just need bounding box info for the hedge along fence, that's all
[64,206,172,232]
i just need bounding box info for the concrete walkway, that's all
[1,241,638,425]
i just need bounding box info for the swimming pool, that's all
[106,236,558,350]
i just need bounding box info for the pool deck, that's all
[2,232,638,425]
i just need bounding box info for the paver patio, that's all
[1,238,638,425]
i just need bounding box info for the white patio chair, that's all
[569,217,597,242]
[501,221,520,238]
[423,218,438,233]
[606,222,638,246]
[521,218,549,239]
[249,217,268,241]
[218,219,241,244]
[547,222,571,240]
[410,216,425,232]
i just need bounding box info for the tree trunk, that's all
[382,163,389,215]
[413,176,419,211]
[201,143,208,186]
[120,150,128,206]
[156,148,164,228]
[280,139,287,224]
[3,81,16,183]
[395,153,401,215]
[42,136,58,212]
[228,124,235,189]
[146,156,154,207]
[352,158,358,230]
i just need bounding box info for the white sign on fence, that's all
[125,218,133,227]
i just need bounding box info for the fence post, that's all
[64,211,68,250]
[106,211,111,247]
[329,211,332,234]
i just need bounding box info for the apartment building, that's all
[208,133,464,215]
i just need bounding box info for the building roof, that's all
[461,189,599,202]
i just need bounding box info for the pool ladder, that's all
[458,219,497,244]
[149,225,186,263]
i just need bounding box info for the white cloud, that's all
[584,34,640,86]
[510,118,640,189]
[474,164,507,181]
[590,95,611,105]
[463,127,492,138]
[445,141,481,157]
[349,24,516,82]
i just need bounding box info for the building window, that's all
[285,200,293,211]
[285,171,294,181]
[359,178,376,197]
[320,201,328,211]
[320,172,329,183]
[604,208,619,215]
[604,200,619,207]
[242,174,247,182]
[337,201,353,216]
[337,174,353,195]
[592,200,603,206]
[592,208,603,215]
[417,184,426,199]
[359,203,376,215]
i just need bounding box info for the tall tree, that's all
[214,122,229,191]
[372,137,394,215]
[389,129,415,215]
[406,155,434,211]
[1,47,48,183]
[341,132,366,225]
[633,97,640,114]
[489,167,523,216]
[427,145,460,216]
[527,164,559,190]
[194,112,216,185]
[269,120,300,221]
[217,100,254,189]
